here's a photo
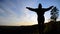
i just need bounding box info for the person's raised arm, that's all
[43,6,54,11]
[26,7,36,11]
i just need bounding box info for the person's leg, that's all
[38,16,45,34]
[41,16,45,34]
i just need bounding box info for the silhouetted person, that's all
[26,3,53,34]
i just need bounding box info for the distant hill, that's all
[44,21,60,34]
[0,21,60,34]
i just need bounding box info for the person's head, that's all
[38,3,42,8]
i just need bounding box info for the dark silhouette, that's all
[0,21,60,34]
[50,7,59,22]
[26,3,53,34]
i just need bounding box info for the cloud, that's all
[0,0,38,26]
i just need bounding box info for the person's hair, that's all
[38,3,42,8]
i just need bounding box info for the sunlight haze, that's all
[0,0,60,26]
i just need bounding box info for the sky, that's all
[0,0,60,26]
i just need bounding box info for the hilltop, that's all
[0,21,60,34]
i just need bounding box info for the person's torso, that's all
[35,9,45,16]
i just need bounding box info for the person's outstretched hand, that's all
[51,6,54,8]
[26,7,30,9]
